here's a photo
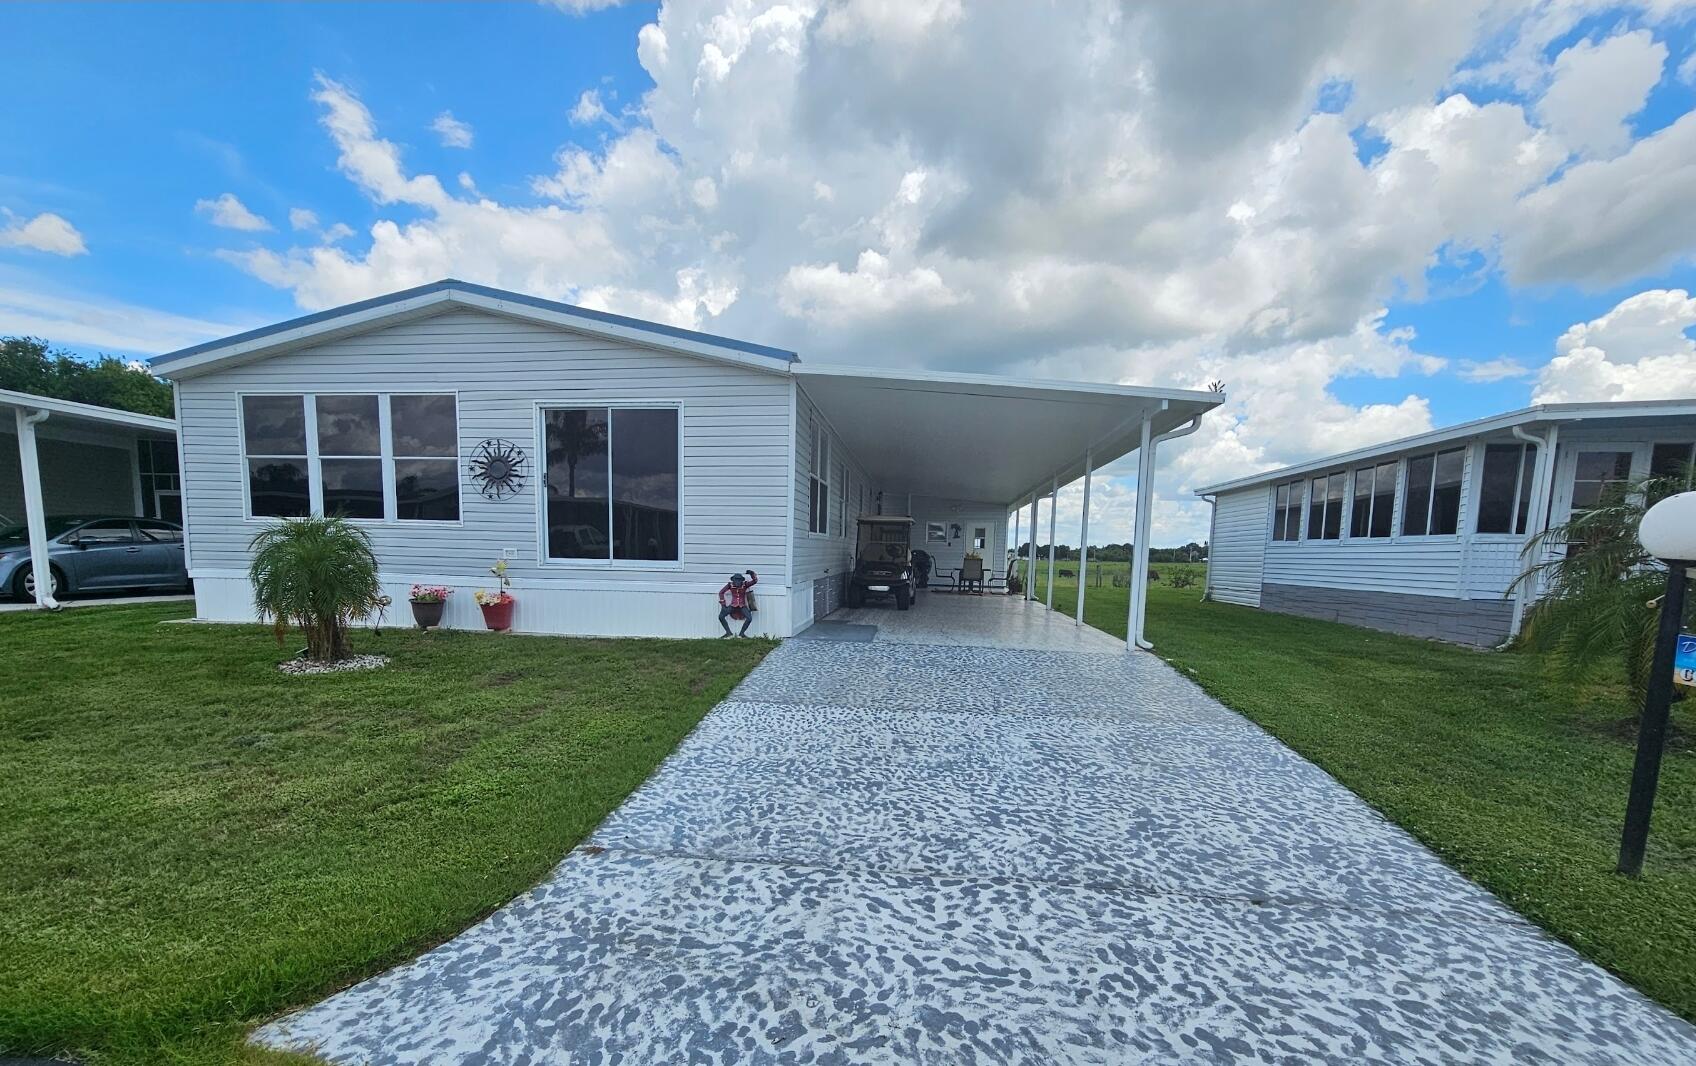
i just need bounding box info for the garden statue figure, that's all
[718,569,758,637]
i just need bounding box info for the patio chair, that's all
[959,556,986,595]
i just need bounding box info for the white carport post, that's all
[1025,493,1039,600]
[1075,450,1092,624]
[1127,418,1154,650]
[13,406,59,609]
[1010,504,1021,586]
[1127,413,1204,650]
[1044,474,1058,608]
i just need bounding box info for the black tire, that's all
[895,585,911,611]
[13,564,66,601]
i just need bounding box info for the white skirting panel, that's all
[190,575,799,639]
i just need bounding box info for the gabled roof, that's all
[1194,398,1696,496]
[0,388,178,434]
[149,279,799,379]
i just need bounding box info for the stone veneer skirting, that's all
[1260,583,1515,648]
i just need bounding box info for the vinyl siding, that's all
[175,308,792,590]
[1207,486,1268,607]
[792,384,874,621]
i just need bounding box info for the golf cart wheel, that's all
[895,585,911,610]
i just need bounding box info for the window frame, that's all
[237,390,463,526]
[533,400,685,571]
[808,417,831,537]
[1400,447,1465,538]
[1473,441,1537,537]
[1304,471,1346,541]
[1270,479,1305,543]
[1348,460,1398,540]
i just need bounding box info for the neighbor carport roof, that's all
[0,389,178,433]
[793,363,1223,503]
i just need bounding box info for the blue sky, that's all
[3,2,1695,542]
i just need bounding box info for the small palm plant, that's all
[1513,466,1694,704]
[248,516,387,662]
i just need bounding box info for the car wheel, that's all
[895,585,910,611]
[14,564,65,601]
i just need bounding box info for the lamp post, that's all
[1617,490,1696,877]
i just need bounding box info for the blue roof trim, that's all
[150,279,799,367]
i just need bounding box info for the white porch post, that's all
[1127,418,1154,649]
[14,406,59,609]
[1044,474,1058,609]
[1010,504,1021,588]
[1075,450,1093,623]
[1025,493,1039,600]
[1509,422,1561,638]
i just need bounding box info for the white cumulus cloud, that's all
[0,211,87,256]
[195,193,272,232]
[431,111,474,149]
[1534,289,1696,403]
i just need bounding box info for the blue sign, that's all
[1677,633,1696,689]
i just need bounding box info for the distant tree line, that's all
[1,337,174,418]
[1011,541,1207,562]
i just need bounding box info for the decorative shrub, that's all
[248,516,386,663]
[410,585,452,603]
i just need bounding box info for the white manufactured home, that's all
[1197,400,1696,647]
[149,280,1220,641]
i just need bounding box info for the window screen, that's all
[544,407,678,562]
[1476,443,1536,535]
[1401,448,1464,536]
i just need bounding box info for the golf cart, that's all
[844,515,918,611]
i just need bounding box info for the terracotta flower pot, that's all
[410,598,445,629]
[479,598,515,632]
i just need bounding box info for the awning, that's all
[792,364,1221,504]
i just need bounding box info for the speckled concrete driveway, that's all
[256,597,1696,1064]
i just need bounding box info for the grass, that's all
[1036,563,1696,1022]
[0,602,772,1065]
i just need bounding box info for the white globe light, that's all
[1639,491,1696,562]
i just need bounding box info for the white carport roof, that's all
[0,389,177,435]
[792,364,1223,504]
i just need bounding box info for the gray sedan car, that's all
[0,516,189,600]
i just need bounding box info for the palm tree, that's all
[1513,466,1694,704]
[248,516,386,662]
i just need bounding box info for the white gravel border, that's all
[278,654,391,676]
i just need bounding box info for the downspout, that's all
[14,407,60,610]
[1200,492,1218,602]
[1130,415,1204,651]
[1503,422,1559,646]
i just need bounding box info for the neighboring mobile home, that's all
[150,280,1220,641]
[1197,400,1696,647]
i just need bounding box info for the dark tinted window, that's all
[392,395,458,457]
[315,395,380,456]
[544,409,611,559]
[1429,449,1464,534]
[611,408,679,561]
[1369,461,1396,537]
[395,459,460,521]
[73,519,136,545]
[242,395,305,455]
[249,459,310,518]
[136,520,182,543]
[1651,442,1694,489]
[1401,455,1432,535]
[1572,451,1633,511]
[1476,444,1524,534]
[320,458,383,519]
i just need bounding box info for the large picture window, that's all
[1401,448,1465,536]
[241,393,459,522]
[1305,472,1345,541]
[1475,443,1537,535]
[543,406,678,562]
[1349,461,1396,538]
[1271,480,1303,542]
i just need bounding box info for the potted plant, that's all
[474,559,515,632]
[409,584,451,629]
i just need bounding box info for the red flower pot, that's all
[479,598,515,632]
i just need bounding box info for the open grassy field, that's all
[0,603,772,1065]
[1035,563,1696,1022]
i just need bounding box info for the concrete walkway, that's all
[255,601,1696,1064]
[0,592,192,613]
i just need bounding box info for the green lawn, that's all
[1037,565,1696,1022]
[0,603,772,1065]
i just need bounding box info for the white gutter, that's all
[13,407,60,609]
[1503,421,1562,644]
